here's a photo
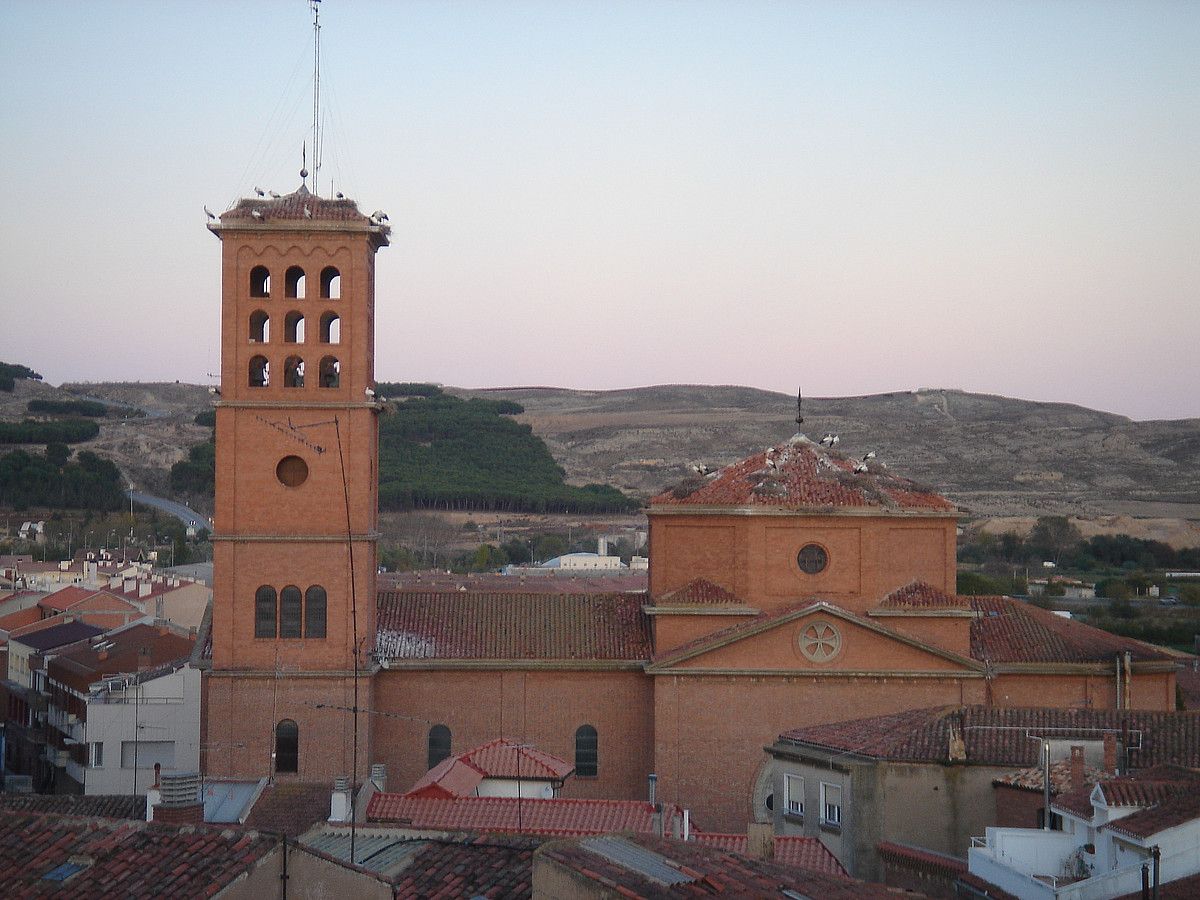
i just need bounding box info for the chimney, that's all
[329,776,353,823]
[97,650,108,661]
[123,578,136,593]
[1104,733,1118,775]
[152,771,203,825]
[746,823,775,861]
[1069,745,1085,791]
[648,773,657,806]
[139,583,152,598]
[370,763,387,793]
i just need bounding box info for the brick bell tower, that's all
[204,186,388,781]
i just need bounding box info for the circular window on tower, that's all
[796,543,828,575]
[276,455,309,487]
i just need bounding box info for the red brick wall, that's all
[994,784,1047,829]
[371,669,654,801]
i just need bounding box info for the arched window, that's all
[249,355,269,388]
[284,311,305,343]
[275,719,298,774]
[279,585,302,638]
[427,725,451,770]
[318,356,339,389]
[254,585,277,638]
[320,266,341,299]
[250,266,270,298]
[575,725,598,777]
[283,356,305,388]
[284,266,306,299]
[305,585,326,638]
[249,310,270,343]
[319,311,340,344]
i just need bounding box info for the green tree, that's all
[1028,516,1083,565]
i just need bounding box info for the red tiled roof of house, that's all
[0,604,42,632]
[539,833,900,898]
[0,812,278,897]
[993,759,1111,794]
[367,794,683,837]
[47,623,194,693]
[407,740,574,799]
[390,833,539,899]
[779,706,1200,769]
[1104,787,1200,839]
[1116,872,1200,900]
[0,793,144,819]
[655,578,745,606]
[880,580,971,610]
[877,840,968,879]
[244,782,333,837]
[650,435,955,513]
[375,591,651,662]
[692,833,848,876]
[219,184,376,224]
[969,595,1175,664]
[39,585,98,611]
[1177,665,1200,710]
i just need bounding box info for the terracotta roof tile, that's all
[650,435,955,513]
[39,585,98,611]
[0,793,143,819]
[691,833,848,876]
[47,623,194,693]
[881,581,970,610]
[406,740,574,798]
[655,578,745,606]
[382,570,647,594]
[779,706,1200,769]
[367,794,684,837]
[243,782,332,837]
[0,604,43,631]
[0,812,277,897]
[376,591,651,662]
[540,833,899,898]
[969,596,1175,664]
[877,840,968,879]
[390,833,539,899]
[1104,782,1200,839]
[993,759,1111,794]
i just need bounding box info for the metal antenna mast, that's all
[310,0,322,195]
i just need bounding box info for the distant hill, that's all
[3,377,1200,522]
[454,385,1200,518]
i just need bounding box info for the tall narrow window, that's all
[279,585,302,638]
[320,266,341,299]
[284,265,306,299]
[318,356,340,388]
[428,725,452,769]
[284,311,305,343]
[254,585,277,638]
[275,720,298,774]
[575,725,598,777]
[785,774,805,816]
[319,311,340,344]
[821,782,842,826]
[250,266,270,298]
[249,310,270,343]
[283,356,305,388]
[249,356,269,388]
[305,585,327,638]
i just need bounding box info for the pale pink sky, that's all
[2,1,1197,420]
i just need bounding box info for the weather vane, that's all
[796,386,804,426]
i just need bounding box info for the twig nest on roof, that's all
[670,476,708,499]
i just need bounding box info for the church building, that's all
[202,187,1180,834]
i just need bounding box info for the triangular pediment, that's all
[646,601,983,675]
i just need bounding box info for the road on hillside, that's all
[126,490,211,532]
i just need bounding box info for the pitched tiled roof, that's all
[0,812,277,897]
[969,596,1176,664]
[382,570,647,594]
[650,435,955,513]
[881,581,971,610]
[0,793,143,819]
[691,833,848,876]
[219,185,376,225]
[0,605,42,632]
[47,623,194,693]
[877,840,968,879]
[243,782,333,837]
[390,834,539,899]
[1104,785,1200,839]
[779,706,1200,769]
[993,759,1111,794]
[655,578,745,606]
[367,794,684,837]
[407,740,574,798]
[540,834,900,898]
[39,585,98,611]
[376,591,651,662]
